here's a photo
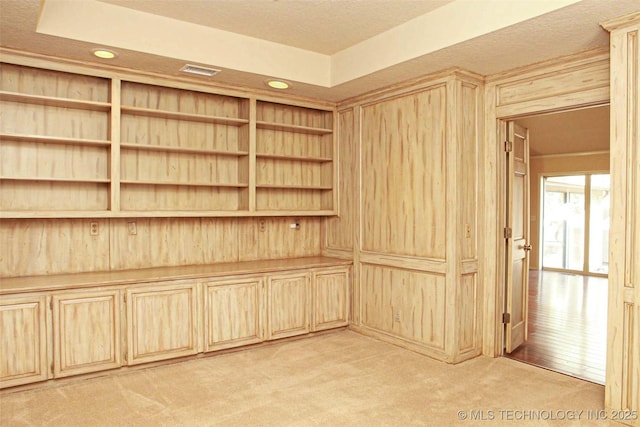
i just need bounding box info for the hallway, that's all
[506,270,608,385]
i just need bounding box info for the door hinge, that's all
[124,351,127,362]
[123,293,127,303]
[49,299,53,310]
[502,313,511,324]
[504,227,512,239]
[504,140,513,152]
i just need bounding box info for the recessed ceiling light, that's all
[267,80,290,90]
[92,49,117,59]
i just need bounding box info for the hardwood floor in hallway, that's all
[506,270,608,385]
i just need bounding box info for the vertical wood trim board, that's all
[602,14,639,424]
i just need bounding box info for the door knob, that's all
[522,244,532,251]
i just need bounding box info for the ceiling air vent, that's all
[180,64,221,77]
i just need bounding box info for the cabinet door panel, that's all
[204,278,263,351]
[127,283,199,365]
[0,296,48,388]
[53,291,121,378]
[313,268,349,331]
[267,273,310,340]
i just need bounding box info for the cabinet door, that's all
[126,282,199,365]
[312,268,350,331]
[267,272,310,340]
[52,290,121,378]
[203,278,264,352]
[0,295,49,388]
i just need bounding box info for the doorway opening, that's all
[503,105,610,385]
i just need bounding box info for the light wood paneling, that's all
[325,108,356,252]
[459,82,480,261]
[457,273,480,355]
[52,290,121,377]
[361,86,447,258]
[126,282,199,365]
[238,217,322,262]
[267,272,310,340]
[0,217,323,277]
[203,277,263,351]
[497,59,609,108]
[490,48,610,118]
[312,267,349,331]
[602,13,639,425]
[360,264,446,350]
[0,295,48,388]
[0,219,111,277]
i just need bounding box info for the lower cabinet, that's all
[0,261,350,388]
[267,272,311,340]
[312,268,350,331]
[203,277,264,352]
[52,290,121,377]
[0,295,49,388]
[126,282,199,365]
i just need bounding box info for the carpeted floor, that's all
[0,330,616,426]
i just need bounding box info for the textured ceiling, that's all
[0,0,639,104]
[98,0,453,55]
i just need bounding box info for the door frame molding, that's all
[482,47,611,358]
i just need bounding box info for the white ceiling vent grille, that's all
[180,64,221,77]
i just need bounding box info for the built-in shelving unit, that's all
[0,63,111,213]
[255,101,335,213]
[0,61,336,218]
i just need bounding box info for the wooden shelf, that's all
[1,63,336,218]
[0,133,111,148]
[0,91,111,112]
[256,184,333,190]
[256,121,332,135]
[120,180,249,188]
[0,209,337,219]
[121,106,249,126]
[0,176,110,184]
[121,142,248,157]
[256,153,332,163]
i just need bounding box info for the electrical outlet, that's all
[90,222,99,236]
[127,221,137,235]
[393,311,401,322]
[258,220,266,232]
[465,223,471,238]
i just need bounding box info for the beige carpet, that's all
[0,330,616,426]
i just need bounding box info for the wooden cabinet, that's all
[52,290,121,378]
[0,60,336,218]
[126,282,199,365]
[0,295,49,388]
[266,272,311,340]
[203,277,264,351]
[0,258,350,388]
[312,267,349,331]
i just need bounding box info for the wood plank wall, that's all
[1,218,322,277]
[328,70,484,363]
